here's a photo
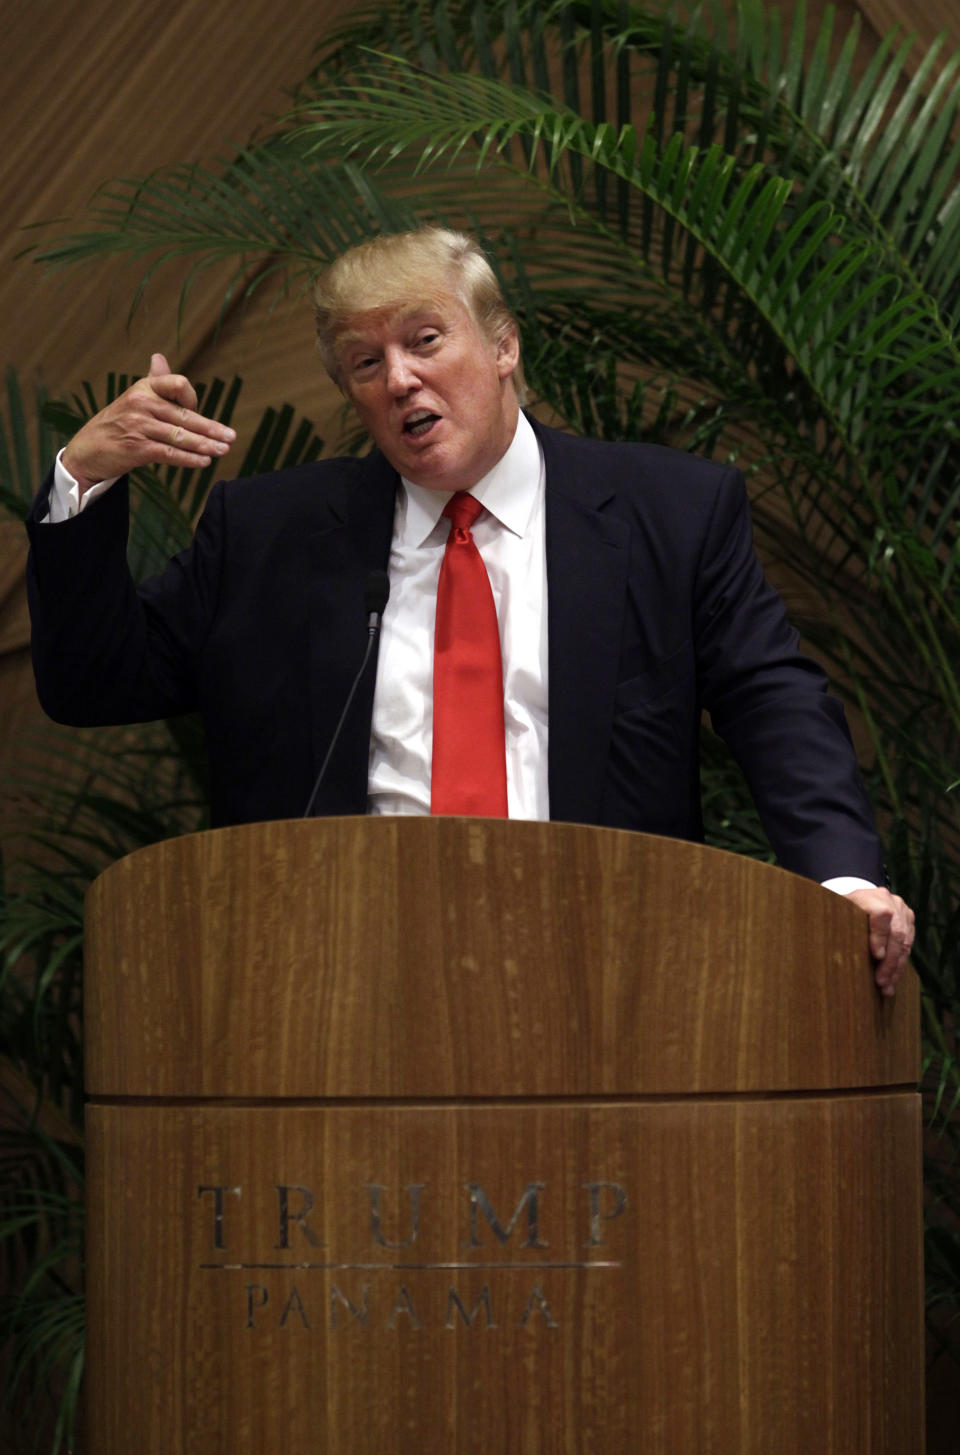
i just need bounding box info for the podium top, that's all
[84,817,918,1098]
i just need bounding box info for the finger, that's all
[135,362,231,440]
[875,951,900,996]
[141,353,199,413]
[157,443,227,470]
[158,424,233,462]
[867,907,893,963]
[842,888,915,999]
[119,434,228,473]
[125,392,236,450]
[110,416,231,469]
[151,405,236,449]
[148,370,199,414]
[872,904,914,997]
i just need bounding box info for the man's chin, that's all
[395,443,461,492]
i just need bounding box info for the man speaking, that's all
[25,226,914,993]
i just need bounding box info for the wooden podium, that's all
[83,818,922,1453]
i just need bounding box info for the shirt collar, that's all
[398,412,543,548]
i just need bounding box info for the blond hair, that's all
[313,226,527,404]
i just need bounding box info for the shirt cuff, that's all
[41,449,120,523]
[820,876,877,895]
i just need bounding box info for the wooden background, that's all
[1,2,954,1446]
[1,0,956,762]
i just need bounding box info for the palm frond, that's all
[11,0,960,1399]
[0,368,67,521]
[0,1091,84,1455]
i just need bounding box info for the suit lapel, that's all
[301,427,631,823]
[536,422,631,825]
[305,451,398,814]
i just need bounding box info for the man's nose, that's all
[384,349,419,395]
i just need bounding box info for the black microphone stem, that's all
[302,570,390,818]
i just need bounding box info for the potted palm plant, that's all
[3,1,957,1446]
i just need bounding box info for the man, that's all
[26,227,914,993]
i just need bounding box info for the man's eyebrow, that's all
[337,305,450,349]
[337,330,378,351]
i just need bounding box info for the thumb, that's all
[149,352,172,378]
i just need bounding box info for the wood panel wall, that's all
[0,0,953,768]
[1,4,952,1442]
[1,0,354,764]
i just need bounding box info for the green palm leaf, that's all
[9,0,960,1412]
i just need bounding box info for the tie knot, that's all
[443,492,484,534]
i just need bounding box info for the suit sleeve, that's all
[26,470,226,726]
[693,467,885,884]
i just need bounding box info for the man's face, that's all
[337,293,520,492]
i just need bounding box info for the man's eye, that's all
[418,332,440,347]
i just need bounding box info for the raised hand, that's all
[61,353,236,496]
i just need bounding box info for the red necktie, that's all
[431,493,508,816]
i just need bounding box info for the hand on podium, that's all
[845,886,915,997]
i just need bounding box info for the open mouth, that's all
[403,411,440,438]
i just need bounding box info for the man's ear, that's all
[496,327,520,380]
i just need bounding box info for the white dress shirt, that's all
[369,411,548,818]
[48,454,117,522]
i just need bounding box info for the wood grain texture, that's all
[84,820,923,1451]
[85,818,919,1098]
[1,0,355,406]
[857,1,959,53]
[0,0,356,804]
[86,1094,923,1454]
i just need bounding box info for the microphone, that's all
[363,568,390,631]
[302,568,390,818]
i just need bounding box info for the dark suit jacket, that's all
[26,418,884,883]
